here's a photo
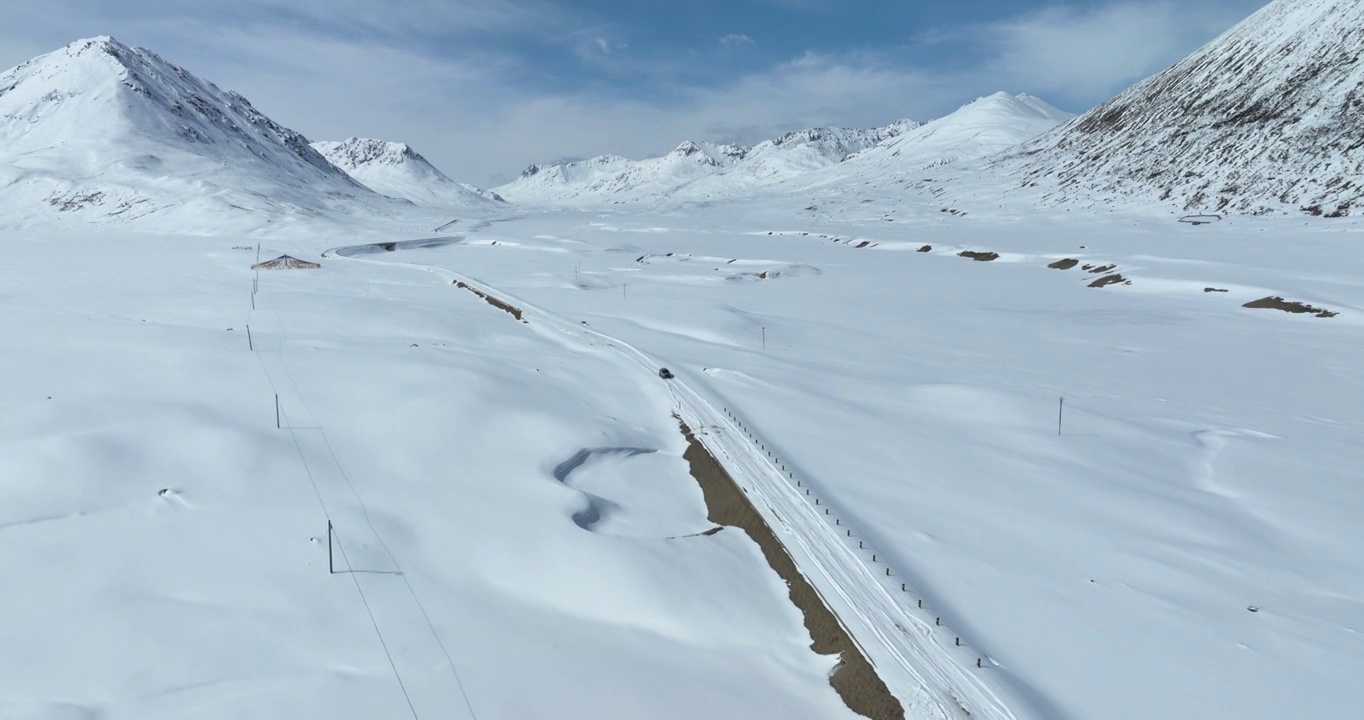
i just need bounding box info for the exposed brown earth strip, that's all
[677,421,904,720]
[1048,258,1080,270]
[454,280,525,321]
[959,251,999,262]
[1089,273,1130,288]
[1243,295,1338,318]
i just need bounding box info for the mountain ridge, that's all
[965,0,1364,216]
[496,120,926,204]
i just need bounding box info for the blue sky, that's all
[0,0,1269,185]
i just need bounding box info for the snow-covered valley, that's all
[4,190,1362,718]
[3,0,1363,717]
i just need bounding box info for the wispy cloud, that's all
[973,0,1264,101]
[0,0,1265,187]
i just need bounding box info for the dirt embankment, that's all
[454,280,525,321]
[678,421,904,720]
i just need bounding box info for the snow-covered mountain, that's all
[312,137,504,208]
[974,0,1364,216]
[497,122,925,204]
[497,96,1072,206]
[499,140,749,204]
[676,121,920,199]
[843,93,1071,174]
[0,37,401,230]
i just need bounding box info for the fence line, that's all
[719,405,992,676]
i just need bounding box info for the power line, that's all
[250,300,420,719]
[268,304,479,719]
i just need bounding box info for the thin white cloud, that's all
[0,0,1267,188]
[978,0,1265,101]
[720,34,756,47]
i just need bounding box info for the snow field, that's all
[0,231,861,719]
[373,195,1364,719]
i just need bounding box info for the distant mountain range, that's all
[495,94,1075,205]
[2,0,1358,228]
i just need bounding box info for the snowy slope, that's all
[313,137,505,208]
[0,37,403,232]
[842,93,1071,175]
[967,0,1364,216]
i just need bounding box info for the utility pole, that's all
[327,521,334,574]
[762,326,766,350]
[1058,397,1065,436]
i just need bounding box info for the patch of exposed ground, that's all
[916,245,932,253]
[454,280,525,321]
[1089,273,1130,288]
[1048,258,1080,270]
[47,190,106,211]
[1083,264,1117,274]
[1204,287,1229,293]
[1243,296,1337,318]
[959,251,999,262]
[677,421,904,720]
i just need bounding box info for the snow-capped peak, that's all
[0,36,394,228]
[316,137,424,169]
[666,141,749,166]
[312,137,504,208]
[837,92,1073,174]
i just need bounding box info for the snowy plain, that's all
[329,183,1364,719]
[0,221,862,719]
[5,172,1359,719]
